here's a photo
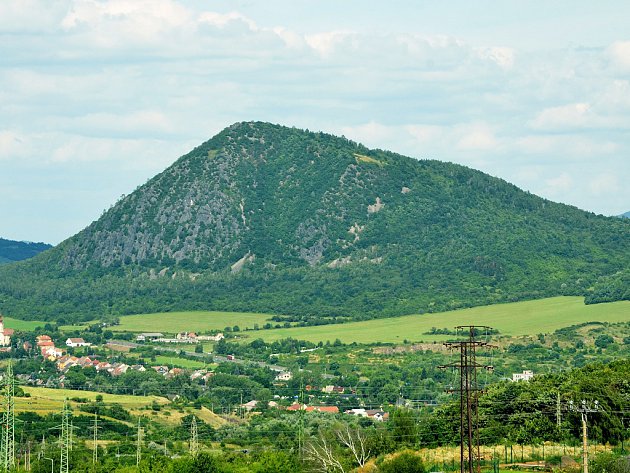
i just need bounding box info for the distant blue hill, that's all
[620,211,630,219]
[0,238,52,264]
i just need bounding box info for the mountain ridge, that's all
[0,238,52,265]
[1,121,628,322]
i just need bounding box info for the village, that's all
[0,316,404,421]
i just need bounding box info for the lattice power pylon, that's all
[136,418,143,466]
[59,400,72,473]
[1,361,15,472]
[92,412,99,465]
[439,326,494,473]
[190,416,199,457]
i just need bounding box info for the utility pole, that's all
[1,361,16,472]
[136,417,143,467]
[570,400,599,473]
[189,416,198,457]
[59,400,71,473]
[556,392,562,428]
[439,326,494,473]
[298,377,304,458]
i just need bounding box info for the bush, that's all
[378,451,425,473]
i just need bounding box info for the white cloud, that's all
[476,46,515,69]
[530,103,591,130]
[545,173,573,194]
[588,173,620,195]
[607,41,630,71]
[0,130,28,160]
[456,124,499,151]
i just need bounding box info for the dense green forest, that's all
[0,238,51,265]
[0,122,628,322]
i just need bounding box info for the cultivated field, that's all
[240,297,630,344]
[112,310,273,333]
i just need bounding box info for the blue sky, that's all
[2,1,629,244]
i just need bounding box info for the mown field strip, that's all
[113,310,273,333]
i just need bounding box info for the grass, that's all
[113,310,274,333]
[237,297,630,344]
[18,386,226,427]
[2,316,47,332]
[152,355,212,369]
[354,153,384,166]
[18,386,168,415]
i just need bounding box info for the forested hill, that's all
[0,238,51,265]
[1,122,628,322]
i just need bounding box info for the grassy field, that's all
[113,310,274,333]
[236,297,630,344]
[2,316,47,331]
[152,355,212,369]
[19,386,169,415]
[106,297,630,345]
[18,386,226,427]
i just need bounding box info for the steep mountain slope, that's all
[1,122,628,322]
[0,238,51,265]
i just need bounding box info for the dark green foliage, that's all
[378,451,426,473]
[0,122,628,322]
[0,237,51,264]
[586,269,630,304]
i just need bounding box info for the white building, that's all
[66,338,91,348]
[0,316,14,347]
[136,333,164,342]
[275,371,293,381]
[512,370,534,382]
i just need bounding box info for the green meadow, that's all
[241,297,630,344]
[109,296,630,344]
[112,310,273,333]
[3,316,47,332]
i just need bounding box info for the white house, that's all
[197,333,224,342]
[0,316,14,347]
[275,371,293,381]
[512,370,534,382]
[65,338,91,348]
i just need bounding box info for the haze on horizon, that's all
[1,1,629,244]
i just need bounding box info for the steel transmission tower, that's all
[439,326,494,473]
[59,400,71,473]
[1,361,16,472]
[136,418,143,466]
[92,413,99,465]
[190,416,199,457]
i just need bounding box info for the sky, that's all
[2,1,629,244]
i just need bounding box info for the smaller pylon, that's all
[190,416,199,457]
[59,400,71,473]
[136,418,143,466]
[92,412,99,464]
[1,361,16,472]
